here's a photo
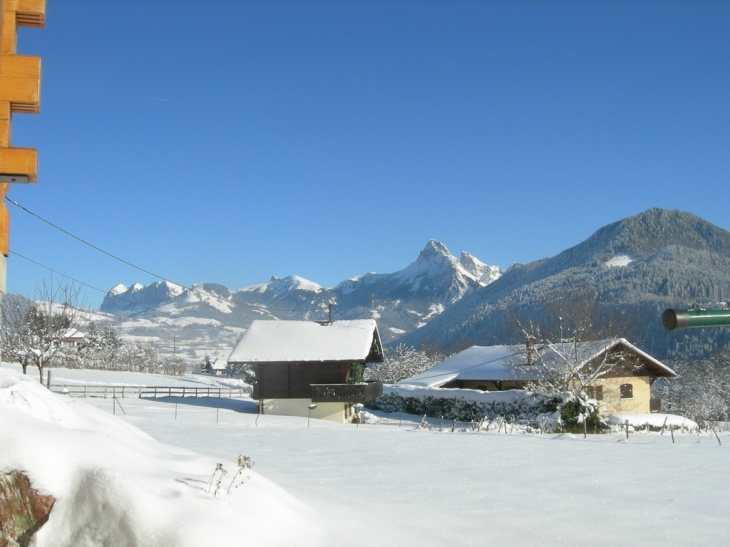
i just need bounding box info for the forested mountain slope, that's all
[396,209,730,360]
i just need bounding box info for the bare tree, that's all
[659,349,730,427]
[0,282,85,384]
[365,344,444,384]
[506,287,644,432]
[509,286,640,396]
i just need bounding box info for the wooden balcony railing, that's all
[310,381,383,403]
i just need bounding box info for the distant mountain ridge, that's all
[100,240,503,344]
[99,208,730,363]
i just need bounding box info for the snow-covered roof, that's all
[210,360,228,371]
[227,319,384,364]
[63,328,84,340]
[397,338,676,388]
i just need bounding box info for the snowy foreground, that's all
[2,365,730,547]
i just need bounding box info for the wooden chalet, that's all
[227,319,384,422]
[397,338,677,415]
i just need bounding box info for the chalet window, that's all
[586,386,603,400]
[620,383,633,399]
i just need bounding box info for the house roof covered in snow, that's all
[396,338,676,389]
[227,319,384,364]
[63,328,84,340]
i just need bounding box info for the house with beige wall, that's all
[396,339,676,416]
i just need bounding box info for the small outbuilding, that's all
[227,319,384,422]
[396,338,676,415]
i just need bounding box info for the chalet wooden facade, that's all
[227,319,384,422]
[397,339,677,416]
[0,0,45,297]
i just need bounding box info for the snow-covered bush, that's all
[556,393,609,433]
[365,344,443,384]
[368,391,557,424]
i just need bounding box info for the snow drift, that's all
[0,369,325,547]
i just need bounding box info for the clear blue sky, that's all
[6,0,730,308]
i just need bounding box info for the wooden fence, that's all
[51,385,250,399]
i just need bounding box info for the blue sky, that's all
[6,0,730,308]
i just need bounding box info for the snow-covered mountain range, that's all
[97,241,503,363]
[94,208,730,365]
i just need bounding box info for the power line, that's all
[6,198,336,318]
[9,250,201,324]
[6,196,184,287]
[8,250,244,356]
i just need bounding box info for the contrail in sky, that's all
[144,96,189,105]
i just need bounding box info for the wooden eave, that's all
[0,53,40,113]
[0,146,36,181]
[367,328,385,363]
[0,101,9,147]
[7,0,46,28]
[250,359,369,367]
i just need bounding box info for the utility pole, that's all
[0,0,45,296]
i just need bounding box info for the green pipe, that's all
[662,308,730,331]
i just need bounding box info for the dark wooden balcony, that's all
[310,381,383,403]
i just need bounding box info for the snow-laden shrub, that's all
[557,393,609,433]
[367,392,557,424]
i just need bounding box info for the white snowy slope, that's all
[3,365,730,547]
[238,275,324,295]
[0,368,325,547]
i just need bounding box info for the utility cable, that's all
[6,198,337,317]
[6,196,184,287]
[9,250,203,325]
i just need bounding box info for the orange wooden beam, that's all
[0,147,37,181]
[2,9,15,54]
[0,184,8,256]
[7,0,45,28]
[0,0,44,258]
[0,54,40,113]
[0,101,10,147]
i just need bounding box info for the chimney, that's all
[526,337,537,365]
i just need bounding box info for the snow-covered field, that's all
[2,364,729,546]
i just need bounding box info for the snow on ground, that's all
[0,368,322,547]
[609,413,698,429]
[17,365,235,388]
[2,364,730,546]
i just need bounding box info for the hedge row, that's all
[367,392,559,423]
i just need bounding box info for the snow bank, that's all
[0,368,325,547]
[608,413,698,430]
[386,383,532,404]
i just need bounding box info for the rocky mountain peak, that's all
[415,240,455,265]
[460,251,502,286]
